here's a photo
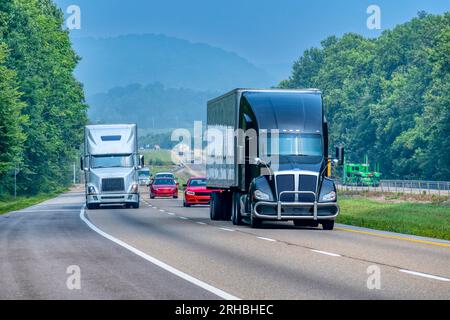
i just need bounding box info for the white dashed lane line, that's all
[310,249,341,257]
[219,228,235,232]
[196,222,207,225]
[257,237,277,242]
[399,269,450,282]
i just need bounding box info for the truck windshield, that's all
[91,154,134,168]
[139,171,150,177]
[269,133,323,156]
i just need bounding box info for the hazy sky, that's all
[54,0,449,69]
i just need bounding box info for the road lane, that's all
[143,197,450,278]
[87,195,450,299]
[0,190,219,300]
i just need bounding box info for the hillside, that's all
[87,83,215,130]
[73,34,275,95]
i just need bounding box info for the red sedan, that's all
[183,177,212,207]
[150,178,178,199]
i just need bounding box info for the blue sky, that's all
[54,0,449,76]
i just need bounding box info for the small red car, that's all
[150,178,178,199]
[183,177,212,207]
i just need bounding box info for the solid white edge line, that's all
[399,269,450,282]
[257,237,276,242]
[80,206,239,300]
[311,249,341,257]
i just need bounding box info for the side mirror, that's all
[80,156,84,171]
[140,155,145,167]
[331,159,339,167]
[255,157,271,167]
[335,146,345,166]
[182,184,187,188]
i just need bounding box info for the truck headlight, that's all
[186,191,195,196]
[130,183,139,194]
[254,190,270,201]
[87,186,97,195]
[321,191,336,202]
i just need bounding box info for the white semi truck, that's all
[81,124,144,209]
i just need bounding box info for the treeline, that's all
[280,12,449,181]
[88,83,216,129]
[0,0,87,195]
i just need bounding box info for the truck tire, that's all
[210,192,223,221]
[231,192,243,225]
[321,220,335,230]
[132,202,140,209]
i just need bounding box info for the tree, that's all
[280,12,450,180]
[0,43,26,193]
[0,0,87,195]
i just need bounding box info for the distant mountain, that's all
[73,34,275,95]
[87,83,216,131]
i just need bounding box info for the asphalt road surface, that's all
[0,188,449,299]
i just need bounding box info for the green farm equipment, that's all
[343,155,381,187]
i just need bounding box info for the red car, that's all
[150,178,178,199]
[183,177,212,207]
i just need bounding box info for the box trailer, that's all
[206,89,342,229]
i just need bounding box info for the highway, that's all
[0,187,449,299]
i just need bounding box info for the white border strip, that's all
[399,269,450,282]
[80,206,239,300]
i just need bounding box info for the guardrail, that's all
[336,179,450,198]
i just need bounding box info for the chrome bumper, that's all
[253,191,339,220]
[87,193,139,204]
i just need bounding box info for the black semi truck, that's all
[206,89,343,229]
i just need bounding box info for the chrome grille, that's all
[102,178,125,192]
[275,171,318,202]
[276,174,295,202]
[298,174,317,202]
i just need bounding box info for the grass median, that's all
[337,194,450,240]
[0,190,65,215]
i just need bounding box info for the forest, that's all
[0,0,87,196]
[280,12,449,180]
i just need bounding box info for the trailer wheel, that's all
[231,192,243,225]
[321,220,335,230]
[210,192,223,221]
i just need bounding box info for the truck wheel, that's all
[132,202,140,209]
[210,192,223,221]
[321,220,335,230]
[231,192,243,225]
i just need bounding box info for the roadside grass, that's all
[0,190,65,215]
[337,195,450,240]
[142,149,173,166]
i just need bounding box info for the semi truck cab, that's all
[81,124,143,209]
[206,89,344,229]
